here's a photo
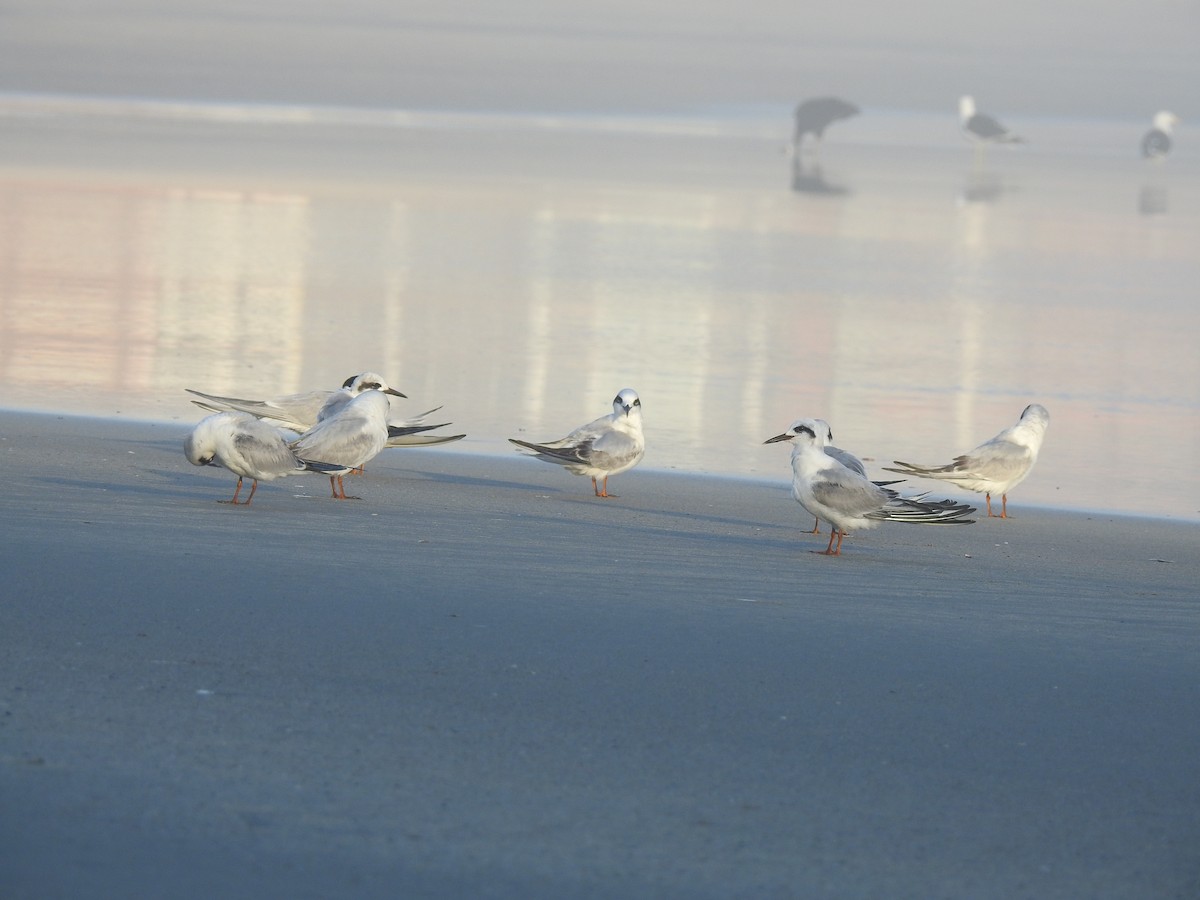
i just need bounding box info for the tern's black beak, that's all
[763,432,793,445]
[384,387,407,398]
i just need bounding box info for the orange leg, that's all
[243,479,259,506]
[1000,494,1009,518]
[813,528,844,555]
[593,476,614,498]
[330,474,361,500]
[807,517,822,534]
[220,480,253,508]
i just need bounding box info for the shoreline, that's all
[2,408,1198,898]
[5,405,1198,527]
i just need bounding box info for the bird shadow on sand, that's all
[404,467,549,494]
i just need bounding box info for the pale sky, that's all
[1,1,1196,118]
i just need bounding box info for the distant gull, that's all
[184,411,347,506]
[290,390,392,500]
[959,95,1024,146]
[764,419,975,557]
[1141,111,1179,160]
[883,404,1050,519]
[509,389,645,498]
[789,97,860,157]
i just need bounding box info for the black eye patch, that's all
[796,424,817,439]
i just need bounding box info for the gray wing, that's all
[232,429,305,477]
[387,422,452,438]
[825,445,867,477]
[386,432,466,448]
[559,413,617,446]
[810,471,891,519]
[585,427,642,468]
[292,413,385,466]
[509,437,590,465]
[954,438,1034,481]
[968,113,1010,140]
[186,388,328,431]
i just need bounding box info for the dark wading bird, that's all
[789,97,860,157]
[1142,110,1179,160]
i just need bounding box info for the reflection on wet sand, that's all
[958,168,1011,205]
[1138,183,1169,215]
[0,124,1198,520]
[790,157,850,196]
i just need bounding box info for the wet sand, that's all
[1,409,1198,898]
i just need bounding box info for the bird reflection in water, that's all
[790,156,850,195]
[957,168,1009,205]
[1138,184,1169,216]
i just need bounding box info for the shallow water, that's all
[1,101,1198,521]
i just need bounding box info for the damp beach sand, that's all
[1,410,1198,898]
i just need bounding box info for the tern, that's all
[184,411,347,506]
[765,418,975,556]
[883,404,1050,519]
[187,372,464,448]
[509,389,645,498]
[290,390,392,500]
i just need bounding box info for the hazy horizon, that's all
[1,1,1196,119]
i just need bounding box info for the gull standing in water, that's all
[509,389,645,498]
[184,411,347,506]
[959,95,1024,150]
[1141,111,1179,160]
[290,390,391,500]
[764,419,975,556]
[883,404,1050,519]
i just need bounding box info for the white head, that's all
[341,372,406,398]
[184,425,215,467]
[1153,111,1179,133]
[184,412,242,466]
[763,418,830,449]
[347,389,393,418]
[613,388,642,419]
[1020,403,1050,429]
[959,95,977,122]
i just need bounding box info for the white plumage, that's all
[883,404,1050,519]
[764,418,975,556]
[509,389,645,498]
[290,390,392,500]
[184,411,345,506]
